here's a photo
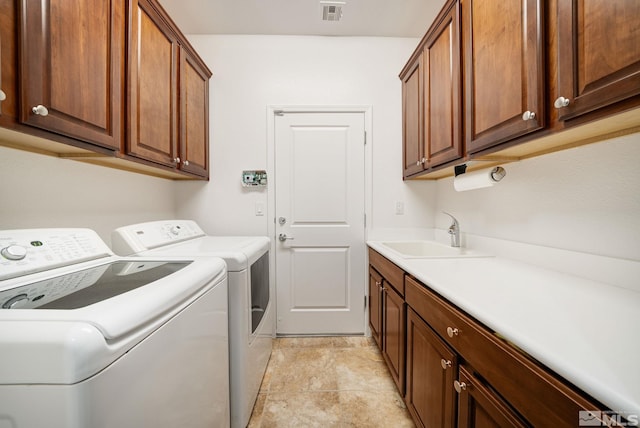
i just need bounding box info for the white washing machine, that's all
[0,228,230,428]
[112,220,274,428]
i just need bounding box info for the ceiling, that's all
[157,0,447,38]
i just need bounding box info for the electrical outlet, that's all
[395,201,404,215]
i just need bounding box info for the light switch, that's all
[255,201,265,216]
[395,201,404,215]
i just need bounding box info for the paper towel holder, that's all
[454,163,506,182]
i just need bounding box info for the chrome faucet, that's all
[443,212,460,248]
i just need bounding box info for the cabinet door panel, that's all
[406,308,456,428]
[19,0,123,149]
[127,0,178,166]
[556,0,640,121]
[402,57,424,178]
[179,48,209,177]
[424,0,462,168]
[457,366,530,428]
[464,0,544,153]
[382,284,406,394]
[368,267,383,349]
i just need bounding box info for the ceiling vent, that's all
[321,1,345,22]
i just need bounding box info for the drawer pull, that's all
[446,327,459,338]
[454,380,467,393]
[441,359,452,370]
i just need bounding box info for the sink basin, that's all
[380,241,491,258]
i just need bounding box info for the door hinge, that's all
[365,295,368,309]
[274,110,284,116]
[364,131,367,145]
[364,213,367,227]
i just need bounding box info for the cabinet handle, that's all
[0,89,6,101]
[446,327,459,338]
[441,359,452,370]
[521,110,536,121]
[554,96,570,109]
[454,380,467,393]
[32,105,49,116]
[173,157,181,164]
[183,160,190,166]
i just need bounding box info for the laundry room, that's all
[1,0,639,427]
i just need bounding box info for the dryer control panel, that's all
[111,220,205,255]
[0,229,111,281]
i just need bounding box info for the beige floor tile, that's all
[260,392,343,428]
[340,390,415,428]
[249,337,415,428]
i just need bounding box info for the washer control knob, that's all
[1,245,27,261]
[170,226,181,236]
[3,294,29,309]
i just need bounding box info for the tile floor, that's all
[248,336,415,428]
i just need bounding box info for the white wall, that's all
[175,35,436,235]
[434,133,640,261]
[0,146,176,245]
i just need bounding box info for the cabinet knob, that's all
[173,157,181,164]
[375,281,381,286]
[521,110,536,121]
[441,359,452,370]
[183,160,190,166]
[0,89,6,101]
[446,327,459,338]
[421,157,426,164]
[416,160,421,166]
[32,104,49,116]
[554,96,571,109]
[454,380,467,393]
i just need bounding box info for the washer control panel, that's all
[0,229,111,281]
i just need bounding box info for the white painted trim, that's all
[266,105,373,336]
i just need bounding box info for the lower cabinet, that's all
[406,308,457,428]
[382,283,406,394]
[369,248,616,428]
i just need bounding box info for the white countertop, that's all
[367,240,640,420]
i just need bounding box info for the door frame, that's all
[266,105,373,335]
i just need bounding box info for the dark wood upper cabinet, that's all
[463,0,545,154]
[18,0,124,150]
[127,0,180,167]
[401,56,425,178]
[423,0,462,168]
[179,47,210,178]
[555,0,640,121]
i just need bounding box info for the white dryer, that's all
[112,220,274,428]
[0,228,230,428]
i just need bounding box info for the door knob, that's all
[554,96,570,109]
[278,233,294,242]
[522,110,536,121]
[32,104,49,116]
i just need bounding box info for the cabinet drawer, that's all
[368,248,404,295]
[405,275,608,428]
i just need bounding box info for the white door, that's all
[275,111,366,335]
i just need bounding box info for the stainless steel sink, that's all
[380,240,491,258]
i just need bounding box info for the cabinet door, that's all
[401,56,425,178]
[382,283,406,394]
[368,267,383,349]
[423,0,462,169]
[19,0,124,150]
[179,46,210,178]
[127,0,179,167]
[457,365,530,428]
[555,0,640,121]
[406,308,457,428]
[463,0,544,154]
